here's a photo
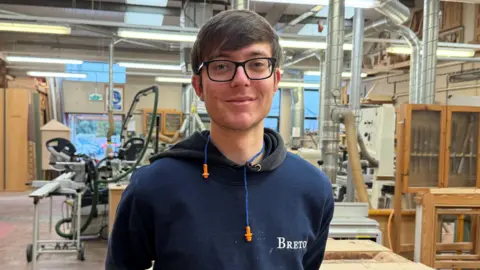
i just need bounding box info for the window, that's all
[265,90,281,131]
[304,89,320,133]
[65,61,126,84]
[67,114,124,159]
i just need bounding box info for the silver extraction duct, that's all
[232,0,249,10]
[422,0,440,104]
[346,8,365,202]
[321,0,345,184]
[290,87,305,148]
[181,85,193,137]
[47,78,66,123]
[375,0,411,24]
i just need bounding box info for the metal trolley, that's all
[27,171,87,269]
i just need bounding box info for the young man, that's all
[106,9,334,270]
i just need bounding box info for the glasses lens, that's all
[208,61,236,81]
[246,58,273,79]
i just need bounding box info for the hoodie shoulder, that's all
[284,152,332,187]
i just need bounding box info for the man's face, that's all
[192,42,281,131]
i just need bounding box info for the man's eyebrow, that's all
[209,50,271,60]
[248,50,270,57]
[209,53,230,60]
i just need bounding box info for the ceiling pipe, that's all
[232,0,249,10]
[422,0,440,104]
[276,5,324,34]
[283,0,410,67]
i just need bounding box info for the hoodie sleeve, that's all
[105,172,155,270]
[302,189,334,270]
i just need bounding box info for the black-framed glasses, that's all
[196,57,277,82]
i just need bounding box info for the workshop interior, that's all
[1,0,480,269]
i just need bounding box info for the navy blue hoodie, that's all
[106,128,334,270]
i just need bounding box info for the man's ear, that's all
[273,68,282,92]
[192,75,205,101]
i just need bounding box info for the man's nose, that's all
[230,66,250,87]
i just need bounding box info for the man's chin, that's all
[215,118,261,132]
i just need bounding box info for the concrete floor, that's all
[0,192,108,270]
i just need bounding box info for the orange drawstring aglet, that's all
[245,226,253,242]
[202,164,209,179]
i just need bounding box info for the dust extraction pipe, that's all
[422,0,440,104]
[290,87,305,148]
[338,110,372,208]
[232,0,249,10]
[321,0,345,184]
[106,40,115,156]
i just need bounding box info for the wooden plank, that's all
[436,242,473,252]
[320,263,433,270]
[325,240,390,253]
[0,88,4,191]
[434,260,480,269]
[435,254,479,260]
[5,88,29,191]
[420,193,435,266]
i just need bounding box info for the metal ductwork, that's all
[181,85,193,137]
[290,87,305,148]
[398,25,422,104]
[47,78,66,123]
[232,0,249,10]
[283,0,410,68]
[321,0,345,184]
[375,0,411,25]
[422,0,440,104]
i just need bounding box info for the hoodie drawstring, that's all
[244,144,264,242]
[203,135,211,179]
[203,135,265,243]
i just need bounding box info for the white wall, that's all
[62,77,183,134]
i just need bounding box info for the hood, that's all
[149,128,287,172]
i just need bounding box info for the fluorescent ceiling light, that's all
[6,56,82,64]
[118,62,181,70]
[155,76,319,88]
[118,29,354,51]
[118,29,196,42]
[0,22,71,34]
[304,71,367,78]
[251,0,377,8]
[27,71,87,78]
[386,46,476,58]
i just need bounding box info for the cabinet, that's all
[142,109,182,136]
[396,104,480,193]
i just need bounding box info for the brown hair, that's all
[191,9,283,74]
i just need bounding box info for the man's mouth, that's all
[226,97,256,105]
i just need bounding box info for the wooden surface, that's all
[322,240,433,270]
[108,184,127,234]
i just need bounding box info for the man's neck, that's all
[209,122,265,165]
